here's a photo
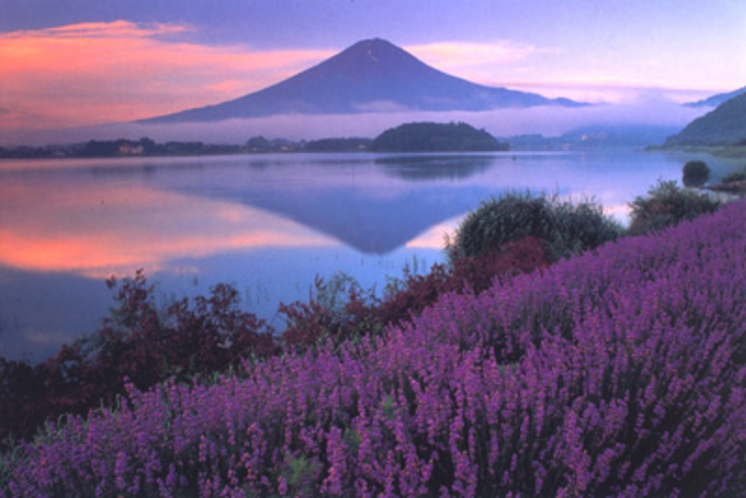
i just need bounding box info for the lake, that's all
[0,149,734,361]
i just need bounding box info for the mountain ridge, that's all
[685,86,746,108]
[138,38,586,124]
[666,92,746,146]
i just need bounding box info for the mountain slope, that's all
[665,92,746,146]
[138,38,585,124]
[685,86,746,108]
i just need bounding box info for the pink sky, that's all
[1,15,743,140]
[0,22,334,132]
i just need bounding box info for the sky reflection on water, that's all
[0,150,723,361]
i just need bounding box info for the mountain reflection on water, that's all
[375,154,495,181]
[0,150,699,361]
[151,154,507,254]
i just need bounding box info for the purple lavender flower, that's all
[3,200,745,496]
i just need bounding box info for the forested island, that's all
[372,121,509,152]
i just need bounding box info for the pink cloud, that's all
[406,40,561,91]
[407,40,547,68]
[0,21,333,132]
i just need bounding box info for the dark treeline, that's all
[246,136,373,153]
[0,136,372,159]
[304,137,373,152]
[0,121,516,159]
[0,137,243,159]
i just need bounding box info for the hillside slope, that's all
[666,92,746,146]
[685,86,746,108]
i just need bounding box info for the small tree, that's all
[682,160,710,187]
[628,180,720,235]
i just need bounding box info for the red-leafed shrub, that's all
[279,236,551,350]
[1,236,548,448]
[452,235,551,292]
[90,271,276,391]
[0,271,276,448]
[279,274,382,348]
[378,236,551,327]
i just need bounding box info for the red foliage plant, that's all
[1,238,548,448]
[280,236,550,349]
[379,235,550,325]
[0,271,276,448]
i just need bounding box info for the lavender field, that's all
[3,199,745,496]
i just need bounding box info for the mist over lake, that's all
[0,149,733,361]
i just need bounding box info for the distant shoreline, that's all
[646,144,746,160]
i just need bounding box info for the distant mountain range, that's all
[506,124,682,150]
[138,38,586,124]
[685,86,746,108]
[666,92,746,146]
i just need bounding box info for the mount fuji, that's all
[138,38,586,124]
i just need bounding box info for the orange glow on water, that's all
[0,179,336,278]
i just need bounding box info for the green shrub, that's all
[682,160,710,187]
[627,179,721,235]
[449,192,622,263]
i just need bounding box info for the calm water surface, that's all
[0,149,734,360]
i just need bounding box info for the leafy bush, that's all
[628,179,721,235]
[682,160,710,187]
[449,192,622,263]
[0,271,276,448]
[378,236,551,326]
[278,273,382,349]
[4,199,745,496]
[279,237,551,350]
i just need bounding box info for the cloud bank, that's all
[13,98,704,147]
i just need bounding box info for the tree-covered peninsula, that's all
[372,121,509,152]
